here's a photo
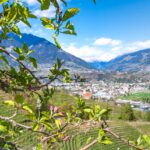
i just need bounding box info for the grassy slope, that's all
[0,90,150,150]
[61,121,140,150]
[0,91,39,149]
[128,121,150,136]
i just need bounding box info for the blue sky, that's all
[19,0,150,62]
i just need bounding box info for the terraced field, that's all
[0,90,150,150]
[128,121,150,136]
[59,121,140,150]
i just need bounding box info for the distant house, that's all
[93,91,112,101]
[82,91,92,100]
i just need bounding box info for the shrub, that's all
[134,110,142,120]
[143,111,150,121]
[119,104,136,121]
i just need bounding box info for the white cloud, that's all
[111,40,150,55]
[111,46,123,52]
[33,7,56,18]
[23,28,43,35]
[23,0,63,18]
[63,43,116,62]
[22,0,38,6]
[63,38,150,62]
[23,0,71,6]
[6,46,14,52]
[94,37,122,46]
[128,40,150,51]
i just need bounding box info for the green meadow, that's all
[119,92,150,102]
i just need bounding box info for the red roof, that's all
[83,92,92,99]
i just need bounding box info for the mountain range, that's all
[1,33,150,73]
[1,33,92,71]
[90,49,150,72]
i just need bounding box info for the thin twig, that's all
[41,133,58,143]
[0,115,49,135]
[104,128,144,150]
[0,115,32,129]
[80,139,97,150]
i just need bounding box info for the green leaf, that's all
[28,13,37,19]
[51,0,59,8]
[3,100,15,107]
[22,43,29,53]
[14,94,24,104]
[29,57,38,68]
[32,122,39,131]
[0,55,8,64]
[137,136,142,145]
[102,138,112,145]
[41,17,55,30]
[21,19,31,28]
[60,0,67,6]
[44,122,53,131]
[38,0,50,10]
[76,98,85,108]
[17,55,25,61]
[0,0,8,4]
[98,128,105,137]
[57,58,62,68]
[0,125,7,132]
[6,4,18,22]
[95,105,100,113]
[143,135,150,146]
[49,137,56,143]
[14,47,22,55]
[23,105,33,114]
[66,21,74,30]
[53,36,61,49]
[37,144,42,150]
[66,112,72,122]
[97,129,105,143]
[11,24,21,37]
[99,109,108,115]
[62,8,79,21]
[55,120,61,130]
[62,30,77,35]
[86,137,92,144]
[27,50,34,56]
[84,108,92,113]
